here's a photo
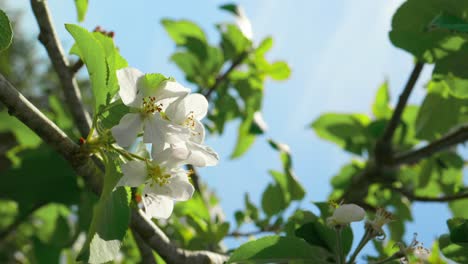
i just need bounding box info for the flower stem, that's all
[347,228,371,264]
[335,227,344,264]
[113,146,146,161]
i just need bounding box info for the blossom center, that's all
[142,96,163,114]
[182,111,196,129]
[147,165,171,187]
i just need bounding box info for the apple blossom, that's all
[116,149,194,219]
[151,93,219,167]
[111,67,189,147]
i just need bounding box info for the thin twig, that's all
[204,51,249,101]
[0,73,227,264]
[392,125,468,165]
[30,0,91,137]
[132,229,157,264]
[0,202,47,241]
[375,62,424,163]
[70,59,84,74]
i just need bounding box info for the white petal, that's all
[151,144,190,167]
[191,119,205,144]
[235,7,253,40]
[142,192,174,219]
[332,204,366,224]
[142,115,165,146]
[146,171,194,201]
[151,80,190,102]
[111,113,143,147]
[117,67,144,107]
[185,142,219,167]
[166,94,208,124]
[117,161,147,187]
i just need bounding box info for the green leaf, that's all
[311,113,371,155]
[220,24,251,61]
[433,45,468,98]
[161,19,206,45]
[415,82,466,139]
[267,61,291,81]
[449,199,468,218]
[244,193,259,222]
[77,156,131,263]
[34,204,73,247]
[142,73,171,94]
[0,111,41,147]
[66,24,108,112]
[230,116,257,159]
[331,161,364,190]
[261,183,287,216]
[430,12,468,33]
[74,0,88,22]
[447,218,468,244]
[295,222,354,256]
[372,81,391,119]
[0,9,13,52]
[227,235,334,263]
[219,3,239,16]
[0,145,80,210]
[389,0,468,62]
[256,37,273,56]
[439,234,468,263]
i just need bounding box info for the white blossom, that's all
[111,67,189,147]
[151,93,219,167]
[326,203,365,227]
[116,149,194,219]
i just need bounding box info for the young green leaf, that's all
[74,0,89,22]
[311,113,371,155]
[161,19,207,45]
[267,61,291,81]
[372,81,391,119]
[0,9,12,52]
[66,24,108,112]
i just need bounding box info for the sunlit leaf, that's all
[0,9,13,52]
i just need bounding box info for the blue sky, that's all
[6,0,453,259]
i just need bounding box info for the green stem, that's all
[113,146,146,161]
[335,227,344,264]
[347,228,371,264]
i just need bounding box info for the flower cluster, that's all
[111,67,218,219]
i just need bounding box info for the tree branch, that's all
[204,51,248,101]
[391,187,468,202]
[0,73,227,264]
[30,0,91,137]
[392,124,468,165]
[130,210,228,264]
[375,62,424,163]
[132,229,157,264]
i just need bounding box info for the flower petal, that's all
[142,192,174,219]
[150,80,190,102]
[191,119,205,144]
[151,144,190,167]
[117,160,147,187]
[145,170,194,201]
[117,67,144,107]
[111,113,143,147]
[166,93,208,124]
[185,141,219,167]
